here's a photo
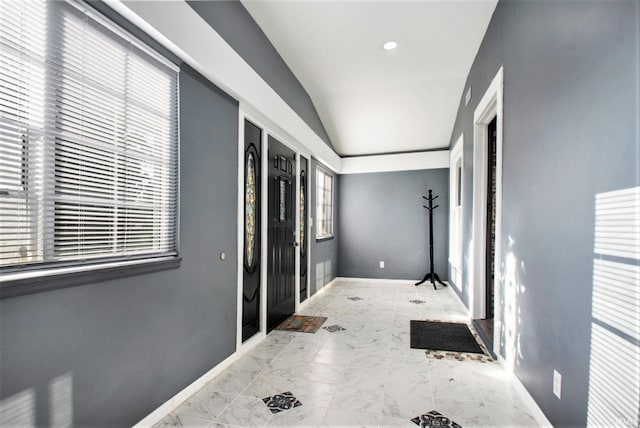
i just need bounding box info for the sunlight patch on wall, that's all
[464,239,473,300]
[587,187,640,428]
[50,373,73,428]
[587,324,639,427]
[592,259,639,339]
[0,388,35,427]
[594,187,640,259]
[500,234,526,371]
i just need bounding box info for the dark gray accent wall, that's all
[0,66,239,426]
[310,159,339,295]
[187,0,335,151]
[449,1,639,426]
[337,169,449,281]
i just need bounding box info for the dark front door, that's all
[242,120,261,342]
[299,156,308,302]
[485,116,497,320]
[267,137,296,331]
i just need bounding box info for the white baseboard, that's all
[497,356,553,427]
[301,276,339,308]
[135,276,340,427]
[336,276,419,285]
[133,352,237,427]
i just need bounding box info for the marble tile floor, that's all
[155,280,539,428]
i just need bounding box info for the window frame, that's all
[449,134,464,277]
[0,0,181,297]
[315,165,334,240]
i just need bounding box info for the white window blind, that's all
[316,167,333,239]
[0,0,179,270]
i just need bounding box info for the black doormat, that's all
[410,320,484,354]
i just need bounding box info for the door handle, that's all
[292,242,299,247]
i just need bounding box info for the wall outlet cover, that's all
[379,261,385,269]
[553,369,562,399]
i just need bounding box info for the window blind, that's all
[0,0,179,270]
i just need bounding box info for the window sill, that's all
[316,235,334,243]
[0,256,182,300]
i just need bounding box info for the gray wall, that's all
[449,1,639,426]
[337,170,449,281]
[0,67,239,426]
[0,1,344,424]
[187,0,334,151]
[309,159,339,295]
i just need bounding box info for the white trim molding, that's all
[133,352,237,427]
[335,277,422,286]
[497,356,554,428]
[449,134,464,291]
[236,112,245,352]
[470,66,504,356]
[340,150,449,174]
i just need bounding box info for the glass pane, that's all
[245,152,257,267]
[456,162,462,207]
[300,177,305,253]
[279,179,286,222]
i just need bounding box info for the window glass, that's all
[316,167,333,238]
[0,0,179,270]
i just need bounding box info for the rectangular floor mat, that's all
[410,320,485,354]
[275,315,328,333]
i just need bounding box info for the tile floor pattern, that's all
[323,325,347,333]
[155,280,539,427]
[262,392,303,414]
[411,410,461,428]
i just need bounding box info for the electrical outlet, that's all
[553,370,562,399]
[379,261,385,269]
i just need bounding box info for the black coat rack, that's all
[416,189,447,289]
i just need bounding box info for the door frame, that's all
[298,155,311,306]
[236,107,311,352]
[470,66,504,355]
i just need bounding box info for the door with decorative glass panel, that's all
[242,120,261,342]
[267,137,296,331]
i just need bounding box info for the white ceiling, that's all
[242,0,497,157]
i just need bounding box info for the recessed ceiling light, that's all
[383,41,398,50]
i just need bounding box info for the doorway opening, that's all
[477,115,497,347]
[470,67,503,357]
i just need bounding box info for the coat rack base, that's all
[415,272,447,290]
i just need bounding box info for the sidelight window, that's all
[315,166,333,239]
